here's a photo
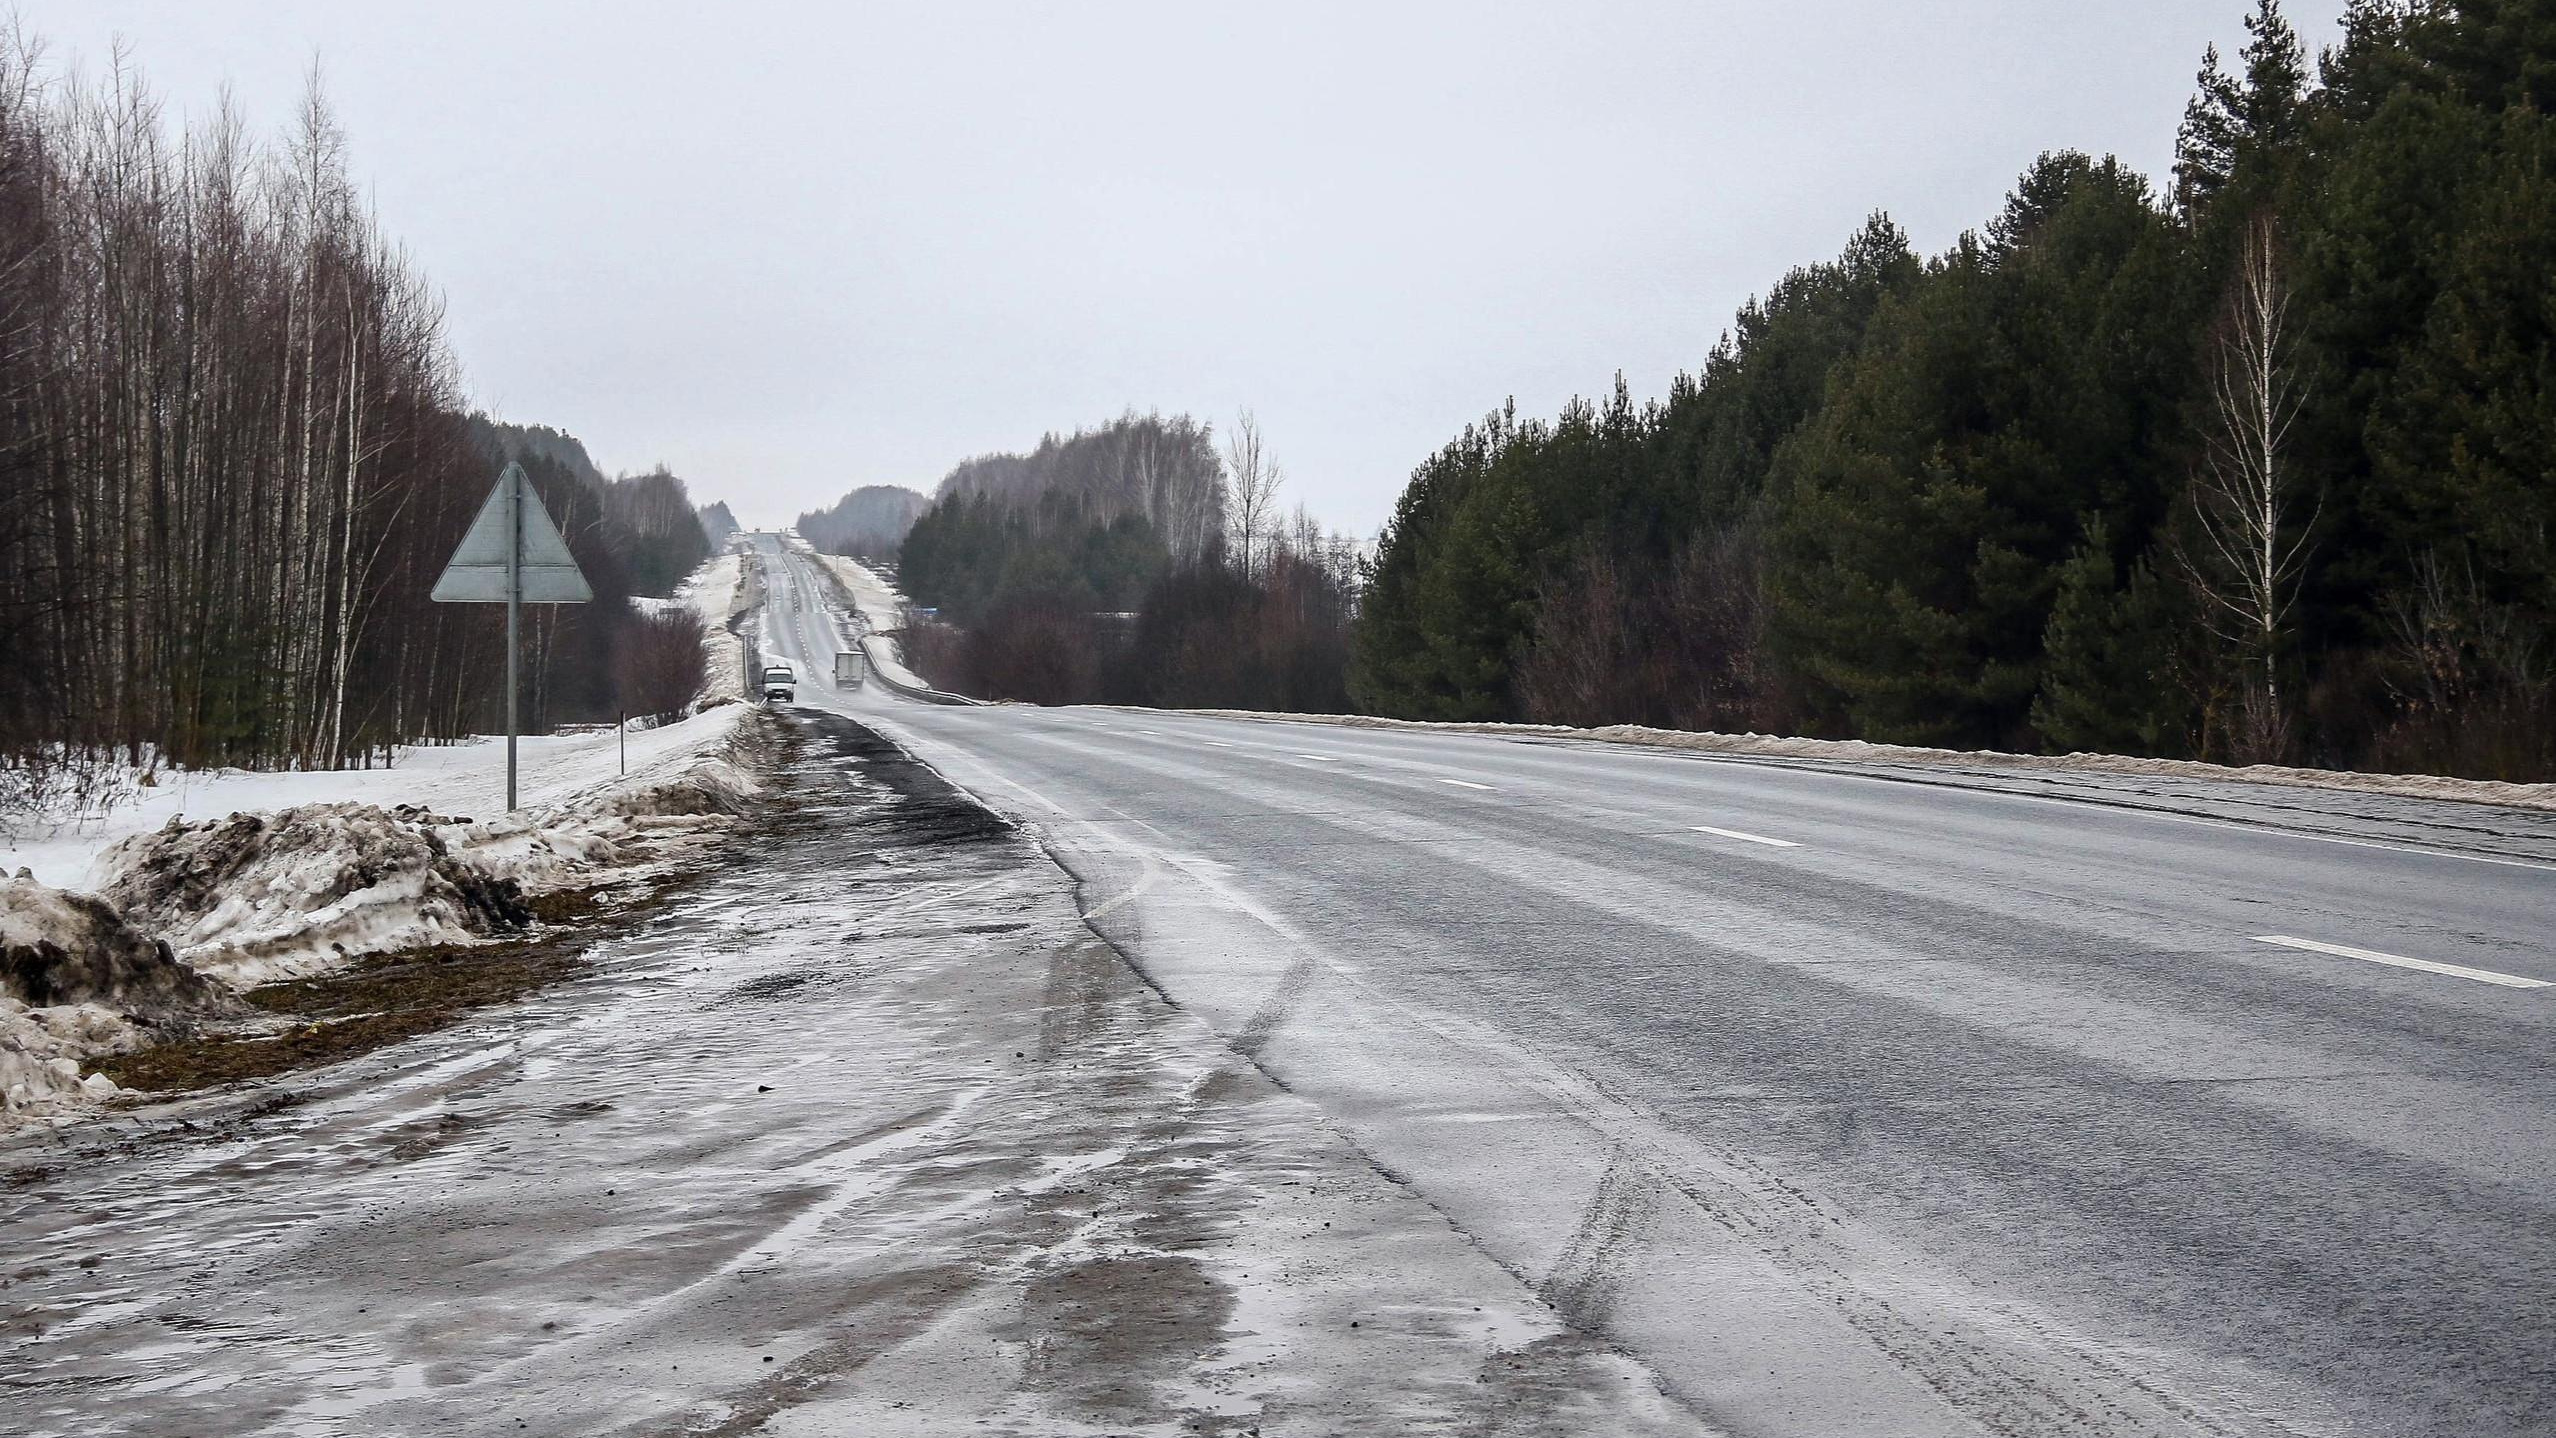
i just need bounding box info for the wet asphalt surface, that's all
[739,536,2556,1438]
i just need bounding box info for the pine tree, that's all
[1767,153,2194,748]
[2174,1,2309,217]
[2032,521,2194,755]
[2176,44,2245,214]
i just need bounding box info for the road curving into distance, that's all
[751,532,2556,1438]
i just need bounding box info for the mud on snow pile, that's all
[0,705,784,1130]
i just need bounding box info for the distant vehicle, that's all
[834,649,865,688]
[761,664,796,703]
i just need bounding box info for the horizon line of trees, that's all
[1351,0,2556,782]
[795,483,927,559]
[900,412,1361,711]
[932,411,1230,565]
[0,41,714,804]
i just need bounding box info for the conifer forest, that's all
[1352,0,2556,780]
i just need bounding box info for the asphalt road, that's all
[754,534,2556,1438]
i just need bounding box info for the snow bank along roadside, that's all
[1122,706,2556,813]
[677,549,761,704]
[0,876,234,1133]
[0,704,778,1129]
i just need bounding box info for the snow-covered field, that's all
[4,710,753,894]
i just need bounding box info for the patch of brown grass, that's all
[98,933,595,1093]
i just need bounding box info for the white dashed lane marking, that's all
[2250,935,2549,990]
[1691,825,1802,849]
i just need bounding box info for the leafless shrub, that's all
[2365,550,2555,778]
[616,608,710,720]
[1519,525,1769,732]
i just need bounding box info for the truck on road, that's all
[834,649,866,688]
[760,664,796,703]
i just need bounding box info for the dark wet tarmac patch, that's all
[384,1109,484,1162]
[723,969,823,1003]
[1016,1254,1236,1415]
[800,712,1013,849]
[853,920,1030,943]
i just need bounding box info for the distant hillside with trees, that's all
[795,485,928,558]
[697,501,741,549]
[932,412,1229,563]
[898,413,1359,712]
[1352,0,2556,781]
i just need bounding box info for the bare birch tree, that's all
[2180,213,2316,761]
[1225,410,1282,582]
[0,47,540,788]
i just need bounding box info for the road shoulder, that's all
[0,711,1711,1437]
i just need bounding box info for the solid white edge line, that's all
[1691,824,1802,849]
[2250,935,2549,989]
[1440,779,1494,790]
[1295,753,1336,762]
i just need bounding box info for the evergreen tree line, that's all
[1352,0,2556,781]
[0,46,711,796]
[897,415,1359,713]
[900,490,1170,626]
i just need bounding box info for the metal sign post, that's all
[506,473,521,809]
[431,462,593,810]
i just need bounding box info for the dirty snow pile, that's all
[0,703,774,1127]
[1,872,234,1119]
[91,704,772,986]
[97,803,537,990]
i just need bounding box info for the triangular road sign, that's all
[431,462,593,603]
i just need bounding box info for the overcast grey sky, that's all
[20,1,2351,533]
